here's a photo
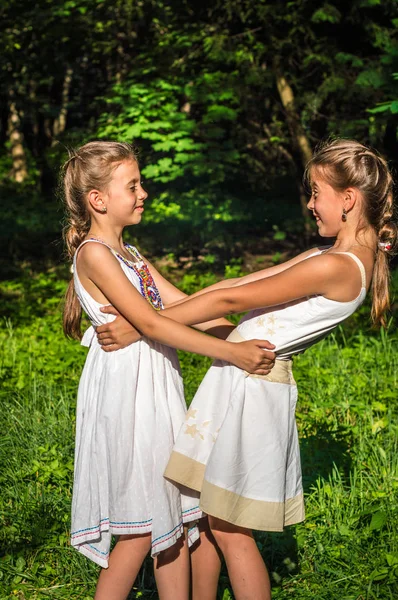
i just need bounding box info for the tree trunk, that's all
[8,90,28,183]
[275,71,312,166]
[53,66,73,138]
[275,69,312,231]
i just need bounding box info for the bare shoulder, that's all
[300,252,364,301]
[287,252,357,290]
[304,251,353,273]
[77,241,119,271]
[78,241,112,261]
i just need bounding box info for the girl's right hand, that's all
[97,305,142,351]
[229,340,276,375]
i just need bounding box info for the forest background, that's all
[0,0,397,599]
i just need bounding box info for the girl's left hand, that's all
[97,305,142,351]
[230,339,277,375]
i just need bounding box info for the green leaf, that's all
[386,553,398,567]
[339,524,350,536]
[335,52,364,67]
[355,69,384,89]
[368,103,393,114]
[369,510,387,531]
[312,4,342,24]
[370,567,389,581]
[15,557,26,570]
[372,418,388,434]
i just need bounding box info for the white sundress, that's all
[165,251,367,531]
[70,239,201,568]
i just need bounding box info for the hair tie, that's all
[378,241,392,252]
[64,153,82,170]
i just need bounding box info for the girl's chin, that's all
[318,227,337,238]
[129,215,142,226]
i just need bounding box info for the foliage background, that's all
[2,0,398,268]
[1,0,398,598]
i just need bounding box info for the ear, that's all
[87,189,106,213]
[343,187,358,212]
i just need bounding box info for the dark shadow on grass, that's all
[300,422,353,493]
[251,422,353,592]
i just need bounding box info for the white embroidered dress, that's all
[70,239,201,568]
[165,252,366,531]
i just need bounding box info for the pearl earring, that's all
[101,206,107,213]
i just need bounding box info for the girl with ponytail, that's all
[97,138,396,600]
[61,141,275,600]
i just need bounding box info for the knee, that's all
[156,535,185,567]
[208,516,253,552]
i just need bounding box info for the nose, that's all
[307,196,314,211]
[139,185,148,202]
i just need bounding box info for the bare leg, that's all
[94,534,151,600]
[209,516,271,600]
[154,535,190,600]
[190,518,222,600]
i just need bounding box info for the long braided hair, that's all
[305,138,397,327]
[62,141,137,339]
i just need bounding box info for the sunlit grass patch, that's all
[0,269,397,599]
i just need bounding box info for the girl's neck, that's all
[87,226,126,254]
[332,227,377,254]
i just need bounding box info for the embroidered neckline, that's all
[86,237,163,310]
[121,245,163,311]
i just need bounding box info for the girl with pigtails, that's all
[96,139,397,600]
[61,141,276,600]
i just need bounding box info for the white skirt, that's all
[165,330,304,531]
[70,333,202,568]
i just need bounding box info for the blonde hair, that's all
[305,138,397,327]
[62,141,137,339]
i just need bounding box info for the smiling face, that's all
[307,167,347,237]
[102,159,148,227]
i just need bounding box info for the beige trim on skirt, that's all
[165,329,305,532]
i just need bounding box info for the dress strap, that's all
[334,252,367,288]
[75,238,144,264]
[125,244,144,263]
[73,238,119,265]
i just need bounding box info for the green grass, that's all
[0,268,397,599]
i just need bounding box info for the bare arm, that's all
[96,254,241,347]
[142,255,237,335]
[97,306,237,349]
[77,244,272,373]
[94,248,324,353]
[232,247,327,286]
[162,253,360,326]
[166,247,326,308]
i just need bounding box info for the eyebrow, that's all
[127,178,139,186]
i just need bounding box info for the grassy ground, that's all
[0,266,397,599]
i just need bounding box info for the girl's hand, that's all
[77,243,282,366]
[229,340,276,375]
[97,306,142,351]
